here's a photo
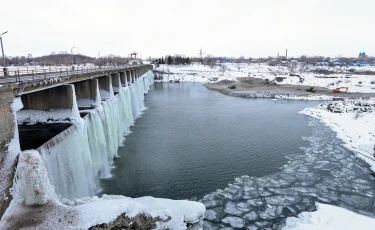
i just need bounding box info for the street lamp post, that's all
[98,51,101,68]
[71,47,75,68]
[0,31,8,74]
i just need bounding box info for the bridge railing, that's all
[0,64,147,84]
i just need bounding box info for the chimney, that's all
[286,49,288,60]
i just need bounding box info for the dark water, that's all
[100,83,318,200]
[18,123,72,150]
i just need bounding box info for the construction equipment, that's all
[332,87,348,93]
[306,87,316,93]
[228,85,236,89]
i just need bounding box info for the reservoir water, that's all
[100,82,375,229]
[100,83,316,199]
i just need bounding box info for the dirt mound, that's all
[219,79,235,84]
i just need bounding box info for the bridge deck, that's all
[0,65,147,86]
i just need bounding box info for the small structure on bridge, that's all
[129,59,143,65]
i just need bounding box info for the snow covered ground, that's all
[155,63,375,93]
[283,203,375,230]
[156,64,246,83]
[0,150,205,230]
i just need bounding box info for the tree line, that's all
[156,55,191,65]
[1,52,132,66]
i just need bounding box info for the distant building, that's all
[129,59,143,65]
[358,52,368,62]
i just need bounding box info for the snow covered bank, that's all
[155,64,244,83]
[0,149,205,230]
[156,63,375,94]
[283,203,375,230]
[227,91,333,100]
[300,99,375,171]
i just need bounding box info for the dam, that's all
[0,64,153,215]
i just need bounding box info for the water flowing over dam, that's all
[19,72,154,200]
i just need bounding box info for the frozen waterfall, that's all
[37,71,155,200]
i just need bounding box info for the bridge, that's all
[0,64,151,92]
[0,64,153,216]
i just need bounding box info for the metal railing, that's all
[0,64,148,84]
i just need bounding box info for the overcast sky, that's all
[1,0,374,58]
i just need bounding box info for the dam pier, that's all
[0,64,154,217]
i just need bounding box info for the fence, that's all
[0,64,147,84]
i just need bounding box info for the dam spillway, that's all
[15,70,154,200]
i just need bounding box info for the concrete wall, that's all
[74,79,98,102]
[131,70,135,82]
[21,85,74,110]
[111,73,121,93]
[98,75,113,98]
[127,71,132,83]
[120,72,127,87]
[0,90,17,218]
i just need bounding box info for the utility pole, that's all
[199,48,203,62]
[0,31,8,71]
[71,46,75,67]
[286,49,288,60]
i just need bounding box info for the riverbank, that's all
[204,77,375,100]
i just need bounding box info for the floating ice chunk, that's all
[247,225,258,230]
[201,193,223,208]
[236,202,251,212]
[202,221,219,230]
[243,211,259,221]
[340,194,372,209]
[283,206,299,216]
[261,191,273,196]
[222,217,245,228]
[334,153,346,159]
[259,205,276,220]
[224,202,244,215]
[205,210,217,221]
[244,185,256,192]
[255,221,270,228]
[234,177,243,183]
[247,199,263,206]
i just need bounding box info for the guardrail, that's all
[0,64,149,85]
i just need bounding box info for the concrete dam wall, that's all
[37,72,154,200]
[0,67,154,214]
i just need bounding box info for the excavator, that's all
[332,87,348,93]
